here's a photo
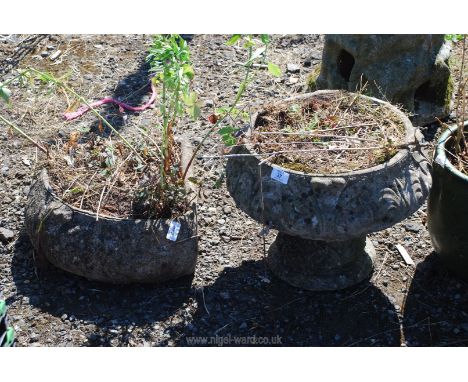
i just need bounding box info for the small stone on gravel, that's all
[22,156,31,166]
[0,227,15,243]
[404,223,423,232]
[288,77,299,84]
[287,63,301,73]
[303,52,321,67]
[50,50,62,61]
[29,333,40,343]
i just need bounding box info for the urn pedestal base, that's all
[267,233,375,291]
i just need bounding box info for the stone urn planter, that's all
[24,141,198,284]
[428,122,468,280]
[226,91,432,290]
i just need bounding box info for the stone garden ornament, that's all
[226,90,432,291]
[316,35,452,125]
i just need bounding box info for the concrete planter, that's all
[24,142,198,284]
[226,91,432,290]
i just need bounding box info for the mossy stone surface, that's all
[316,35,452,125]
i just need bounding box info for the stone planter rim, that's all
[434,121,468,183]
[247,90,420,178]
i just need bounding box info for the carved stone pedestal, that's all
[267,234,375,290]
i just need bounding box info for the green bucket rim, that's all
[435,121,468,183]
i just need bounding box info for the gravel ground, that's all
[1,34,468,347]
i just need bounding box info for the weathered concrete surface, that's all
[316,35,452,125]
[267,234,375,290]
[226,91,432,290]
[24,170,198,284]
[227,91,432,242]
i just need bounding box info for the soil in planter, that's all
[42,131,191,219]
[250,91,407,174]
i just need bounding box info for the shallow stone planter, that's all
[24,143,198,284]
[226,90,432,290]
[428,122,468,280]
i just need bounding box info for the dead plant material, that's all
[446,36,468,175]
[43,133,189,219]
[251,91,407,174]
[445,131,468,175]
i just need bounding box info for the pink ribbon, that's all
[64,81,157,121]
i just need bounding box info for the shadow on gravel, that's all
[86,34,194,136]
[163,260,401,347]
[9,228,193,345]
[0,35,49,75]
[403,252,468,346]
[87,58,153,135]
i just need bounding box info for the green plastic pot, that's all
[428,122,468,279]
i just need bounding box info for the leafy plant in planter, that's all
[142,34,200,217]
[428,35,468,279]
[0,35,201,283]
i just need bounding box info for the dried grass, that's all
[251,91,407,174]
[43,132,189,219]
